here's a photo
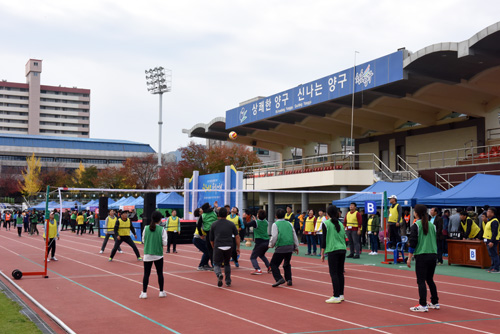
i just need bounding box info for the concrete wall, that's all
[406,126,477,169]
[248,169,374,190]
[358,141,378,169]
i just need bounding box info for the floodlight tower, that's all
[145,67,172,167]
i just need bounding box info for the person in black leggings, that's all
[140,211,167,299]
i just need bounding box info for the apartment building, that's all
[0,59,90,137]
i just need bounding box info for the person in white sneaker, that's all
[140,210,168,299]
[321,205,346,304]
[43,212,59,262]
[367,212,381,255]
[407,204,439,312]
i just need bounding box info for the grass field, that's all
[0,290,42,334]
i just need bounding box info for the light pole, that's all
[145,67,172,167]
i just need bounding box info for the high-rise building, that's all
[0,59,90,137]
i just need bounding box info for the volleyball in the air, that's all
[229,131,237,140]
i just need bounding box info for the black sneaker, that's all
[217,274,223,287]
[287,280,293,286]
[346,254,354,258]
[166,250,170,254]
[272,278,286,287]
[353,255,360,259]
[226,281,231,287]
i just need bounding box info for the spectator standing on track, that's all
[367,212,381,255]
[210,207,240,287]
[23,210,30,233]
[430,207,444,265]
[442,209,450,256]
[344,203,362,259]
[109,210,142,262]
[30,210,39,236]
[76,212,85,235]
[140,210,168,299]
[269,208,299,287]
[483,207,500,273]
[284,206,295,227]
[226,207,243,267]
[303,209,317,255]
[61,209,70,231]
[293,209,302,242]
[70,209,77,233]
[4,210,12,231]
[407,204,439,312]
[387,195,402,249]
[16,211,23,237]
[100,209,122,254]
[43,212,59,262]
[87,211,95,235]
[193,208,212,271]
[321,205,346,304]
[315,209,326,250]
[245,209,271,275]
[166,209,181,254]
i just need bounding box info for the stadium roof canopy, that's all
[183,22,500,152]
[0,134,155,153]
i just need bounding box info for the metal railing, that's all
[413,144,500,170]
[396,155,419,179]
[242,152,417,182]
[435,169,500,190]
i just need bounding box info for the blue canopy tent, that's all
[157,192,184,209]
[109,196,132,209]
[332,178,442,208]
[127,196,144,208]
[30,201,59,210]
[418,174,500,207]
[133,193,170,209]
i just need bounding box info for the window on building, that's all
[34,62,38,66]
[33,72,39,77]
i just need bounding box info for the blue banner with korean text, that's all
[225,50,404,129]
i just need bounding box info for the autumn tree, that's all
[156,162,184,189]
[205,144,261,173]
[123,154,158,189]
[179,142,208,176]
[19,153,42,205]
[71,162,86,187]
[0,173,21,197]
[40,164,71,189]
[80,166,98,188]
[96,166,132,189]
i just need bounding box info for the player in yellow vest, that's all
[387,195,402,249]
[108,210,142,261]
[483,207,500,273]
[304,210,317,255]
[100,209,122,254]
[343,203,362,258]
[459,211,482,240]
[227,207,243,267]
[166,209,181,253]
[43,212,59,262]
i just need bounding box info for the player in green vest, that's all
[269,208,299,287]
[407,204,439,312]
[321,205,346,304]
[245,209,271,275]
[140,210,168,299]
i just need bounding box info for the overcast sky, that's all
[0,0,498,153]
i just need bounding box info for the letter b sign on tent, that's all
[365,201,376,214]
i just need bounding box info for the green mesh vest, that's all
[254,219,269,240]
[324,219,346,253]
[275,220,294,247]
[414,220,437,255]
[143,226,164,256]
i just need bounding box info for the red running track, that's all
[1,230,499,334]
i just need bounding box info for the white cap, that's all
[388,194,397,200]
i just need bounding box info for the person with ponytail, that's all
[140,210,168,299]
[407,204,439,312]
[321,205,347,304]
